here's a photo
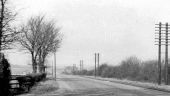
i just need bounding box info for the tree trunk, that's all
[38,64,43,73]
[32,60,37,73]
[31,52,37,73]
[38,50,43,73]
[38,62,45,73]
[32,63,37,73]
[38,59,45,73]
[42,61,45,73]
[41,56,46,73]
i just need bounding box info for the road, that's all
[48,74,170,96]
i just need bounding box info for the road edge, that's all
[80,76,170,93]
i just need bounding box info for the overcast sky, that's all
[6,0,170,69]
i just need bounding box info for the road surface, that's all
[47,74,170,96]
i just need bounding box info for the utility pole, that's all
[82,60,83,71]
[54,52,56,80]
[97,53,100,76]
[80,60,83,70]
[80,60,82,74]
[95,53,100,76]
[73,64,76,74]
[52,61,53,77]
[165,23,169,85]
[80,60,83,75]
[155,22,162,85]
[155,22,170,85]
[73,64,74,73]
[158,22,162,85]
[80,60,81,71]
[95,53,97,77]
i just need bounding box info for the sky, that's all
[5,0,170,69]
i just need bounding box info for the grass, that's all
[31,84,57,94]
[18,78,59,96]
[30,78,59,95]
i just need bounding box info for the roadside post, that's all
[95,53,96,77]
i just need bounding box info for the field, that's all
[11,64,32,75]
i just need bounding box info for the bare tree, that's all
[17,16,44,73]
[38,21,61,73]
[0,0,17,51]
[17,16,62,73]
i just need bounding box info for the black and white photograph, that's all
[0,0,170,96]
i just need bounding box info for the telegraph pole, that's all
[158,22,162,85]
[54,52,56,80]
[155,22,170,85]
[82,60,84,70]
[73,64,75,74]
[97,53,100,76]
[73,64,74,72]
[155,22,162,85]
[95,53,97,77]
[73,64,77,74]
[52,61,53,77]
[80,60,81,71]
[94,53,100,76]
[81,60,83,71]
[80,60,83,75]
[165,23,169,85]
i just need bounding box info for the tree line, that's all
[69,56,162,83]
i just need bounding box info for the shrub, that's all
[71,56,159,83]
[0,54,11,96]
[119,56,141,79]
[98,64,108,76]
[16,73,47,89]
[101,66,114,78]
[137,60,158,82]
[86,70,94,76]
